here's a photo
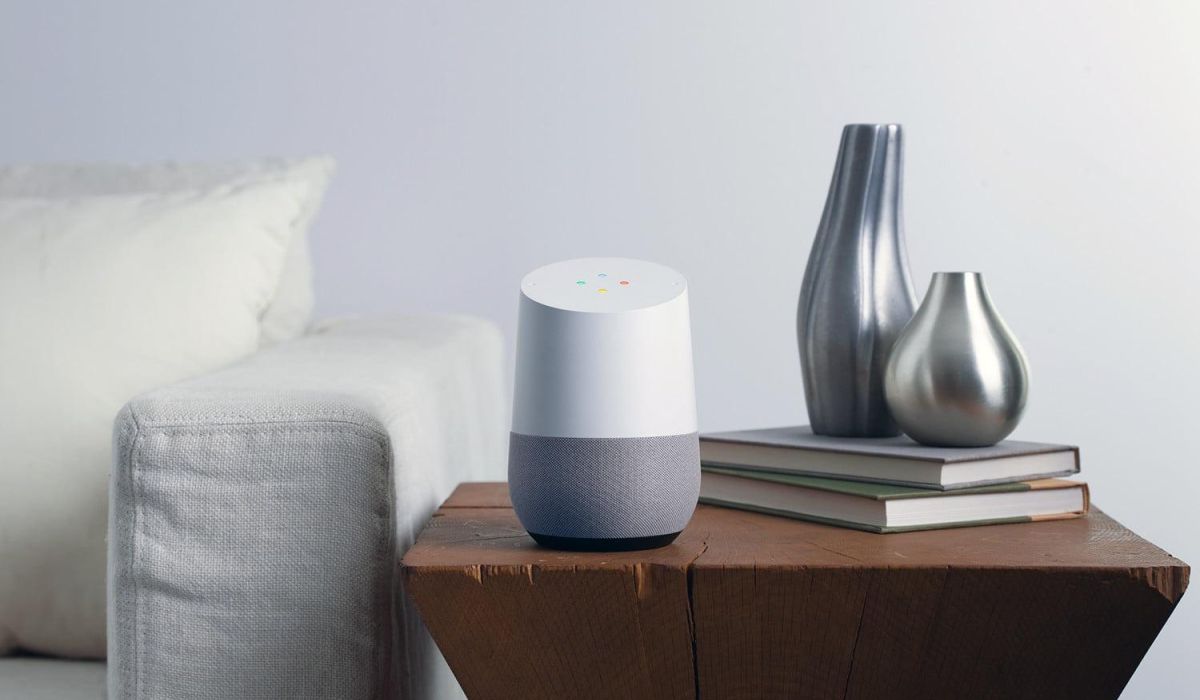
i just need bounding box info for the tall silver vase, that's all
[797,124,917,437]
[884,272,1029,447]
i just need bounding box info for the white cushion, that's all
[0,157,334,344]
[0,178,313,657]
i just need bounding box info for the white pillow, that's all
[0,157,334,344]
[0,179,311,658]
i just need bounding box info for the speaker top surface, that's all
[513,256,697,438]
[521,257,686,314]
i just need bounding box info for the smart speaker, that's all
[509,257,700,551]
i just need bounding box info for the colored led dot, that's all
[597,288,608,294]
[619,280,630,286]
[576,280,586,285]
[597,273,608,278]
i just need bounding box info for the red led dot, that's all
[619,280,630,286]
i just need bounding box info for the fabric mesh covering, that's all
[107,315,507,700]
[508,432,700,538]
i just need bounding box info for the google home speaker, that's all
[509,257,700,551]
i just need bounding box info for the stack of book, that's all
[699,426,1088,533]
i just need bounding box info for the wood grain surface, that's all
[402,483,1188,700]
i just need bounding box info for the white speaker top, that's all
[520,257,687,313]
[513,256,696,438]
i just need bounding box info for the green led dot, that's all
[576,280,586,286]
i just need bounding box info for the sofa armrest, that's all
[108,315,507,700]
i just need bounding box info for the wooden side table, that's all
[401,483,1188,699]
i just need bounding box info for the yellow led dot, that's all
[597,288,608,293]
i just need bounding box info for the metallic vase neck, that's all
[925,271,985,304]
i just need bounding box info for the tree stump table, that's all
[401,483,1188,699]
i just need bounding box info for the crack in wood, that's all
[684,533,710,699]
[840,571,874,699]
[804,539,865,563]
[437,533,527,546]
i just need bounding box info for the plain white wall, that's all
[3,1,1196,695]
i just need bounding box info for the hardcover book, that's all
[700,466,1089,533]
[700,426,1079,490]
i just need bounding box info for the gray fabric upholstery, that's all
[107,315,508,699]
[0,658,106,699]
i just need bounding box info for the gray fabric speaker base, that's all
[508,431,700,539]
[529,531,681,552]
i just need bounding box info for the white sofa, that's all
[0,314,507,699]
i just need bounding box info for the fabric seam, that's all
[125,406,145,700]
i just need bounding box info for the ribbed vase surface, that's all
[797,123,917,437]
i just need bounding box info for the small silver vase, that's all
[797,124,917,437]
[884,272,1029,447]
